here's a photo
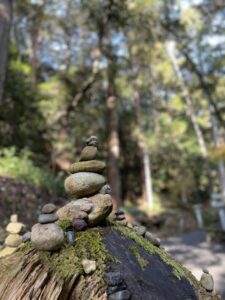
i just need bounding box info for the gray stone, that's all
[38,213,58,224]
[88,194,113,225]
[80,146,97,161]
[64,172,106,198]
[42,203,57,214]
[82,259,96,274]
[200,269,214,292]
[115,214,125,221]
[73,219,88,231]
[99,184,111,195]
[22,232,31,243]
[31,223,64,251]
[69,160,105,174]
[108,290,131,300]
[116,219,127,226]
[86,136,98,147]
[104,272,123,286]
[133,225,146,236]
[70,208,88,220]
[144,232,160,247]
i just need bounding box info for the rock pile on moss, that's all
[0,214,24,257]
[58,136,113,227]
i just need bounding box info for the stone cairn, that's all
[0,214,24,257]
[200,269,214,293]
[31,203,64,251]
[57,136,113,229]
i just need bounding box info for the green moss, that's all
[36,228,114,279]
[18,241,33,252]
[58,219,73,231]
[129,246,148,269]
[114,223,197,282]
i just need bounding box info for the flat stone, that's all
[69,160,106,174]
[73,219,88,231]
[38,213,58,224]
[5,234,22,247]
[64,172,106,198]
[80,146,97,161]
[88,194,113,226]
[115,214,125,221]
[22,232,31,243]
[144,232,160,247]
[107,283,127,295]
[200,270,214,292]
[99,184,111,195]
[6,222,24,234]
[10,214,18,223]
[82,259,96,274]
[104,272,123,286]
[133,225,146,236]
[0,246,17,258]
[115,209,125,216]
[108,290,131,300]
[42,203,57,214]
[31,223,64,251]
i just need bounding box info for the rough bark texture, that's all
[0,225,220,300]
[0,0,12,103]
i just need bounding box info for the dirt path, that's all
[162,231,225,299]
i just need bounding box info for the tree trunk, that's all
[166,42,208,159]
[0,0,12,103]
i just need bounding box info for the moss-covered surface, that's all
[129,246,148,269]
[113,223,195,280]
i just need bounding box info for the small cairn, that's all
[114,209,128,226]
[31,203,64,251]
[0,214,24,257]
[200,269,214,293]
[57,136,113,229]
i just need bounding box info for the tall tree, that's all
[0,0,12,103]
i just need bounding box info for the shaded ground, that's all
[162,231,225,300]
[0,176,66,228]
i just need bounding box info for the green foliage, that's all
[0,147,64,194]
[129,246,148,269]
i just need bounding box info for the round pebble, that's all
[73,218,88,231]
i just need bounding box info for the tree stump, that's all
[0,224,220,300]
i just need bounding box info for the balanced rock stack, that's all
[31,203,64,251]
[58,136,113,227]
[0,214,24,257]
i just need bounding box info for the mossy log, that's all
[0,224,220,300]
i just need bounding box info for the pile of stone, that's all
[31,203,64,251]
[0,214,24,257]
[58,136,113,228]
[200,269,214,293]
[104,271,131,300]
[114,209,127,226]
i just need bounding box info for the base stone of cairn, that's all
[58,136,113,227]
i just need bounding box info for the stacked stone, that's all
[114,209,127,226]
[31,204,64,251]
[0,214,24,257]
[58,136,113,229]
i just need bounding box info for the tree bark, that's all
[0,0,13,103]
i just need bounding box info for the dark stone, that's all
[73,218,88,231]
[22,232,31,243]
[42,203,57,214]
[66,229,76,246]
[115,209,125,216]
[108,290,131,300]
[107,283,127,295]
[104,272,123,286]
[38,213,58,224]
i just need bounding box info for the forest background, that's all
[0,0,225,229]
